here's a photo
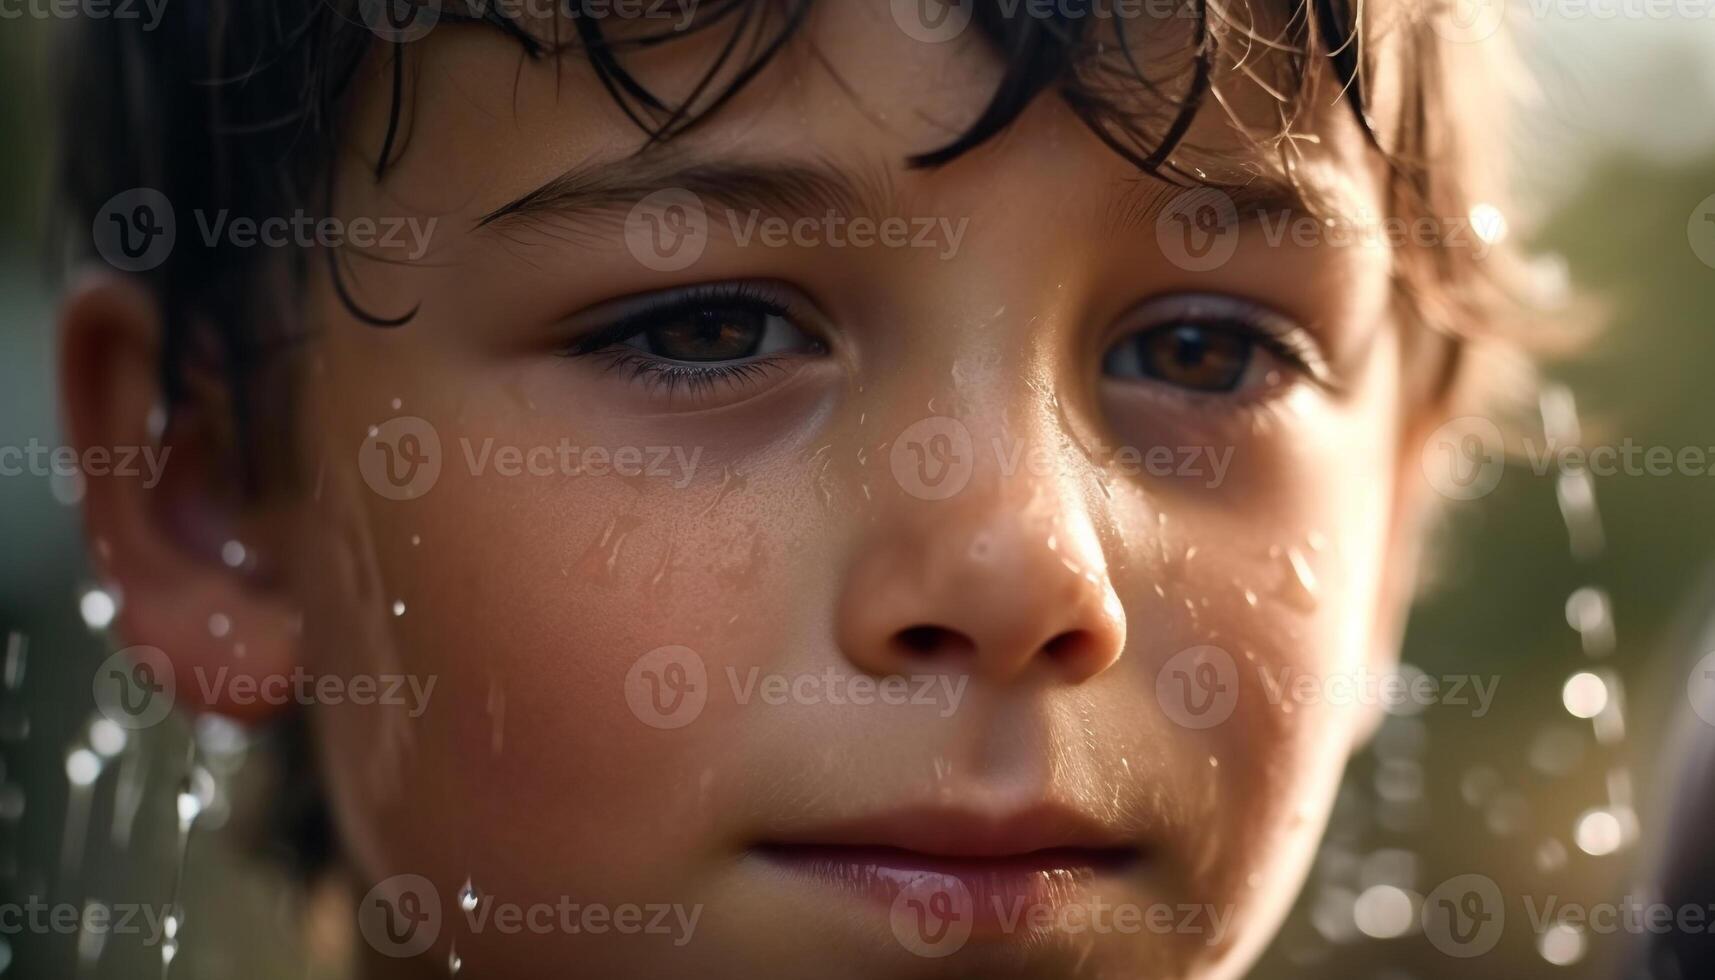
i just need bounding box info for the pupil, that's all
[1170,327,1209,367]
[650,306,765,361]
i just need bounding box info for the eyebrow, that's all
[1103,173,1332,237]
[475,154,899,233]
[476,151,1334,240]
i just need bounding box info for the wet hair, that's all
[53,0,1549,873]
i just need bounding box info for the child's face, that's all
[266,3,1426,977]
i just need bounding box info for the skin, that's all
[61,2,1455,977]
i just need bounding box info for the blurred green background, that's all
[2,8,1715,979]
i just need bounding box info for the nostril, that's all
[894,625,975,659]
[1042,629,1093,662]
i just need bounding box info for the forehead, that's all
[343,0,1388,227]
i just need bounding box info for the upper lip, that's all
[756,802,1139,861]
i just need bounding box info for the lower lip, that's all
[754,844,1138,936]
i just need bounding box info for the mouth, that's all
[752,804,1145,937]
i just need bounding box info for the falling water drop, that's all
[392,600,407,617]
[1538,921,1586,965]
[1564,587,1615,657]
[459,879,481,913]
[61,746,104,879]
[448,945,462,975]
[78,588,118,631]
[2,632,23,690]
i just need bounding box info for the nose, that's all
[837,475,1127,685]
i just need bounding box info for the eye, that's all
[560,282,826,401]
[621,302,806,363]
[1104,323,1255,392]
[1101,295,1325,395]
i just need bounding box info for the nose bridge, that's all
[839,392,1127,684]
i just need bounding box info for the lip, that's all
[753,804,1143,937]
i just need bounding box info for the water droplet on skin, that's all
[699,466,747,517]
[1272,547,1320,613]
[577,514,643,585]
[1243,589,1259,607]
[649,540,678,600]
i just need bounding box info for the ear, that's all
[59,268,300,723]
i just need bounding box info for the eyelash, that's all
[558,283,809,399]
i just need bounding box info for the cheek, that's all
[1102,331,1402,911]
[292,368,841,909]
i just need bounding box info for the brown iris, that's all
[643,308,767,362]
[1107,324,1254,392]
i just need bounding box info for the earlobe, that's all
[58,268,300,724]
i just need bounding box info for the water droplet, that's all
[1573,807,1628,856]
[392,600,407,617]
[65,748,101,787]
[208,613,231,638]
[79,588,118,631]
[3,632,25,691]
[220,540,248,569]
[88,719,127,758]
[699,466,747,517]
[1562,671,1608,719]
[1538,921,1585,965]
[459,879,480,912]
[1271,547,1319,613]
